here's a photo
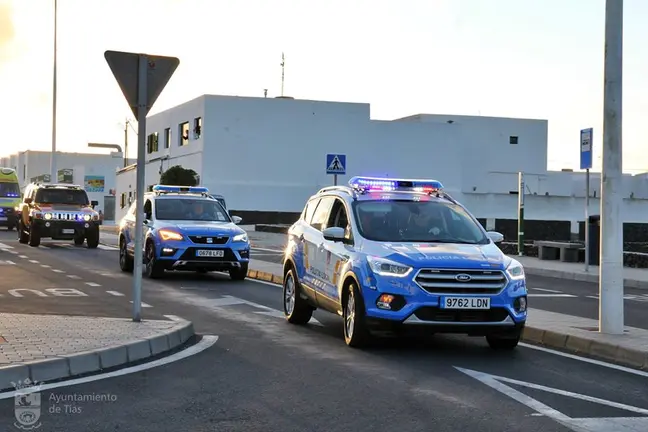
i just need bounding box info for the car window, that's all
[143,199,152,219]
[352,199,488,244]
[35,188,89,205]
[302,198,320,224]
[327,198,353,241]
[309,196,334,231]
[155,198,230,222]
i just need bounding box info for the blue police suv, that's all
[118,185,250,280]
[282,176,527,349]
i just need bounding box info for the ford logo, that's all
[455,273,472,282]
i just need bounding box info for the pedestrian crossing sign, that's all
[326,154,346,175]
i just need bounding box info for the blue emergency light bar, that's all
[348,176,444,193]
[152,185,209,194]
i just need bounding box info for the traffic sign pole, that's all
[585,168,590,273]
[132,54,148,323]
[517,172,524,256]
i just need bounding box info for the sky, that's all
[0,0,647,173]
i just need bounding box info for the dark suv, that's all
[17,183,101,248]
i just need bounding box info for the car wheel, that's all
[229,263,248,281]
[74,235,85,246]
[343,282,371,348]
[119,238,134,272]
[18,221,28,244]
[144,241,164,278]
[283,267,313,324]
[86,227,99,249]
[486,329,522,350]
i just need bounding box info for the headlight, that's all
[506,259,525,280]
[159,229,184,241]
[367,256,412,277]
[83,214,91,221]
[44,213,52,220]
[232,233,248,243]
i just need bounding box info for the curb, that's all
[523,266,648,290]
[244,268,648,371]
[521,325,648,371]
[255,224,290,234]
[0,320,195,391]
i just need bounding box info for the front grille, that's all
[44,211,86,221]
[179,247,237,261]
[415,268,507,294]
[414,306,509,323]
[189,235,229,245]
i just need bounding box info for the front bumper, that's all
[33,219,99,239]
[154,239,250,271]
[0,208,16,227]
[360,271,527,335]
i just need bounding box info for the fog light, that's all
[377,294,395,310]
[161,248,175,256]
[514,296,527,313]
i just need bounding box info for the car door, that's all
[290,197,320,294]
[303,195,335,293]
[318,198,354,308]
[123,201,137,254]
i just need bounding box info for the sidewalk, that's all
[0,313,194,391]
[245,259,648,371]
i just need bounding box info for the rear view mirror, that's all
[323,227,346,242]
[487,231,504,243]
[231,215,242,224]
[91,200,99,208]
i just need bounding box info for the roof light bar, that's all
[152,185,210,194]
[348,176,443,193]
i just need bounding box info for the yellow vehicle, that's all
[0,167,20,231]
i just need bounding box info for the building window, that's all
[179,122,189,146]
[193,117,202,139]
[164,128,171,149]
[147,132,159,154]
[120,193,126,209]
[509,136,518,145]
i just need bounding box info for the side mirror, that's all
[91,200,99,208]
[231,215,242,224]
[142,213,150,224]
[323,227,346,243]
[24,197,32,204]
[487,231,504,243]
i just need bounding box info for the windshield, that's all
[35,189,89,205]
[352,199,488,244]
[155,198,230,222]
[0,182,20,197]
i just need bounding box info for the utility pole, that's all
[280,52,285,97]
[50,0,58,183]
[599,0,624,335]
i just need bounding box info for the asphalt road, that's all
[247,246,648,330]
[0,230,647,431]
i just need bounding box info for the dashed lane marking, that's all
[130,301,152,308]
[85,282,101,287]
[106,291,124,296]
[40,264,50,268]
[66,275,81,279]
[531,288,564,293]
[52,269,64,273]
[527,294,577,298]
[29,260,39,264]
[18,255,27,259]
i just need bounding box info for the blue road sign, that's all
[326,154,346,175]
[580,128,593,170]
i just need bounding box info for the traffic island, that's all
[0,313,195,391]
[244,263,648,371]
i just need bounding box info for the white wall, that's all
[111,93,648,225]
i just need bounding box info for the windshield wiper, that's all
[400,239,481,244]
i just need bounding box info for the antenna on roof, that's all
[280,52,285,97]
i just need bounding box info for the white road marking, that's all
[7,250,17,254]
[98,244,119,251]
[18,255,27,259]
[527,294,577,298]
[246,278,282,288]
[531,288,563,293]
[519,342,648,378]
[106,291,124,296]
[40,264,51,268]
[0,335,219,399]
[29,259,39,264]
[130,301,152,308]
[66,275,81,279]
[164,315,187,322]
[252,247,284,253]
[3,260,16,265]
[85,282,101,287]
[0,242,13,249]
[40,245,50,249]
[456,366,648,431]
[52,269,64,273]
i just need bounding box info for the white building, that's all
[0,150,130,221]
[114,94,648,232]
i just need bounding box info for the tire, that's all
[7,225,13,231]
[486,329,521,350]
[28,224,40,247]
[119,237,134,272]
[74,236,84,246]
[283,268,313,324]
[343,282,372,348]
[144,240,164,279]
[18,221,28,244]
[229,263,248,281]
[86,227,99,249]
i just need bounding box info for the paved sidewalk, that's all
[245,259,648,371]
[0,313,194,391]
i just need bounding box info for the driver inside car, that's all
[407,205,445,237]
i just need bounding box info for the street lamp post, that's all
[50,0,58,183]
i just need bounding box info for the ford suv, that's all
[281,176,528,349]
